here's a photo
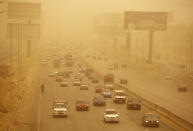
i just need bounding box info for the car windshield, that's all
[128,98,139,103]
[145,114,158,119]
[115,92,125,96]
[77,100,88,104]
[55,103,66,108]
[105,110,117,114]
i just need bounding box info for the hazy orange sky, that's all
[41,0,193,41]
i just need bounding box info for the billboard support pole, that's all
[148,30,154,64]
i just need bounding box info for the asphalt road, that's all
[38,56,175,131]
[81,48,193,124]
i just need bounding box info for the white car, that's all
[73,80,81,86]
[53,100,68,117]
[113,90,126,104]
[165,74,173,80]
[104,109,119,123]
[80,82,89,90]
[49,71,57,77]
[104,83,114,90]
[60,80,68,87]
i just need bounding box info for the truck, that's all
[104,74,114,90]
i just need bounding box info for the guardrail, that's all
[76,52,193,131]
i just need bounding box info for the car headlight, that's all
[156,120,159,123]
[145,120,149,123]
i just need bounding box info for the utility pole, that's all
[10,23,13,83]
[148,29,154,64]
[191,36,193,73]
[17,24,20,87]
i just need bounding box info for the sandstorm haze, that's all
[42,0,193,41]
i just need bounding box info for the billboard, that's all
[124,11,167,31]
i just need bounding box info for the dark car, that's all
[88,75,94,80]
[63,72,70,78]
[73,80,81,86]
[177,85,187,92]
[95,85,103,93]
[121,64,128,68]
[127,98,141,110]
[56,76,62,82]
[104,57,108,61]
[97,57,101,60]
[93,96,106,106]
[56,71,64,76]
[101,89,112,98]
[92,56,96,59]
[80,82,89,90]
[91,78,99,83]
[141,113,160,127]
[76,100,89,111]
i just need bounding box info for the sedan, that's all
[93,96,105,106]
[95,85,103,93]
[141,113,159,127]
[127,98,141,110]
[80,82,89,90]
[76,99,89,111]
[101,89,112,98]
[60,81,68,87]
[91,78,99,83]
[73,80,81,86]
[104,109,119,123]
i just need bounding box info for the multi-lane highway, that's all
[37,50,175,131]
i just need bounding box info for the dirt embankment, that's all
[0,59,31,131]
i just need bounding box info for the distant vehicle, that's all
[76,99,89,111]
[95,85,103,93]
[108,65,114,70]
[93,96,105,106]
[104,57,108,61]
[53,59,61,68]
[85,67,94,74]
[104,74,114,90]
[79,66,86,73]
[127,98,141,110]
[88,75,94,80]
[97,56,102,60]
[165,73,173,80]
[121,64,128,68]
[85,54,90,58]
[104,83,114,90]
[49,72,56,77]
[73,80,81,86]
[63,72,70,78]
[56,76,62,82]
[101,89,112,98]
[53,100,68,117]
[60,80,68,87]
[104,109,119,123]
[177,84,187,92]
[56,71,64,76]
[141,113,159,127]
[113,90,126,104]
[65,69,73,74]
[80,82,89,90]
[91,78,99,83]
